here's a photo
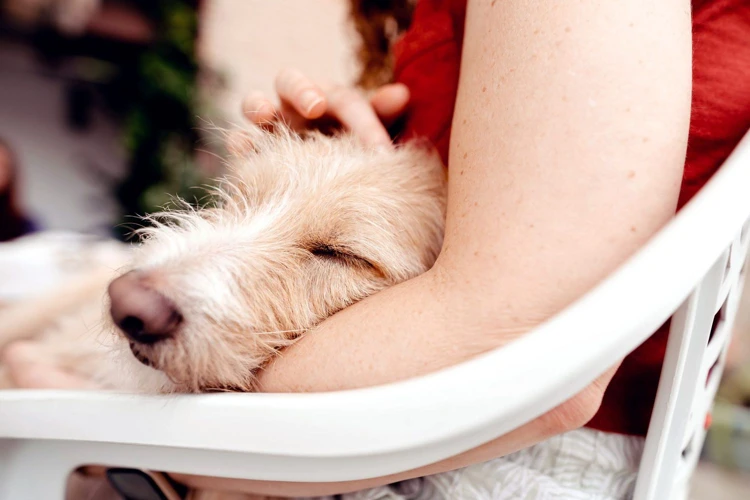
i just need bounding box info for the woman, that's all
[211,0,748,497]
[0,138,36,242]
[8,0,750,498]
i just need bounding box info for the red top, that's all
[392,0,750,436]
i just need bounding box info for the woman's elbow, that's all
[548,364,618,433]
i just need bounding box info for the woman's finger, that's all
[371,83,410,126]
[11,363,100,389]
[275,68,327,120]
[327,86,392,147]
[242,91,276,124]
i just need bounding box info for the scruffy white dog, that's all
[0,127,446,393]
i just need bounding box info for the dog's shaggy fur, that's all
[0,128,446,394]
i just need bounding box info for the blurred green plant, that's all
[113,0,214,240]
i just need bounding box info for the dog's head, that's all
[108,129,446,392]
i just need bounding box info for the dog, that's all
[0,126,446,394]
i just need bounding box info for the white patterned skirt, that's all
[304,427,645,500]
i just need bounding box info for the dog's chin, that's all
[122,343,222,394]
[95,341,176,394]
[128,342,154,368]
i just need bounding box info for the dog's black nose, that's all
[108,271,182,344]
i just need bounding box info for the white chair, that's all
[1,129,749,500]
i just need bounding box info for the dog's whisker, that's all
[253,328,306,337]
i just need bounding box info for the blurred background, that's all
[0,1,749,498]
[0,0,355,239]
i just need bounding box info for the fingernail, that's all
[244,100,272,117]
[256,102,275,121]
[393,83,410,100]
[301,90,324,116]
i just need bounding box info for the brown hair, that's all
[349,0,416,89]
[0,138,32,242]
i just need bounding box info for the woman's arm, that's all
[259,0,691,397]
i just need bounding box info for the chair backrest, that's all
[634,161,750,498]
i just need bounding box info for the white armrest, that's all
[1,131,749,483]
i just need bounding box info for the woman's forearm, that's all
[257,264,531,393]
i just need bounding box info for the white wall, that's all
[0,41,126,235]
[0,1,358,235]
[199,0,357,125]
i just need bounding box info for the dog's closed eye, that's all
[309,244,379,274]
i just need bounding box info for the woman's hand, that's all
[241,68,409,147]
